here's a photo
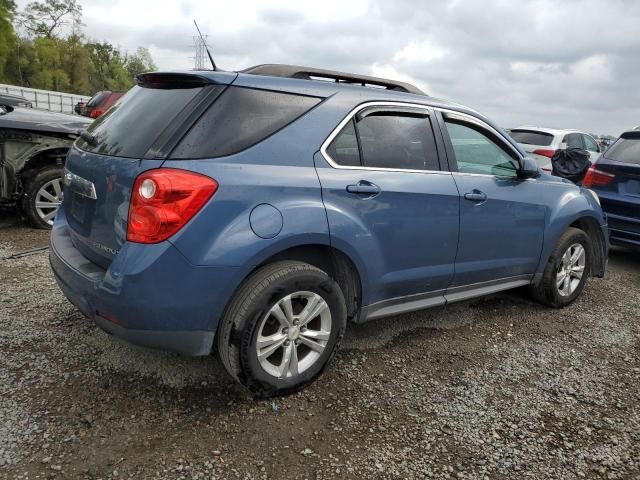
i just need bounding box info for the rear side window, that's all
[509,129,554,146]
[326,119,360,166]
[171,87,321,159]
[606,137,640,164]
[77,85,204,158]
[326,110,440,171]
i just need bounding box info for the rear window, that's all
[170,87,321,159]
[606,136,640,164]
[509,129,554,146]
[77,85,204,158]
[86,91,110,108]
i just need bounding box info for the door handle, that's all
[346,181,381,195]
[463,190,487,202]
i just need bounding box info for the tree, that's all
[22,0,82,38]
[0,0,17,80]
[125,46,157,78]
[87,41,131,91]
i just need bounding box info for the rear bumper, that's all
[49,211,242,356]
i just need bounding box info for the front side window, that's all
[445,120,519,177]
[583,134,599,153]
[326,110,440,171]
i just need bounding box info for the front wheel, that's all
[531,227,591,308]
[217,261,347,397]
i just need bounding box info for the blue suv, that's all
[50,65,608,396]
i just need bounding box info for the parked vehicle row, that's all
[509,127,602,171]
[49,65,608,396]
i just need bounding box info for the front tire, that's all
[217,261,347,397]
[21,166,64,229]
[531,227,591,308]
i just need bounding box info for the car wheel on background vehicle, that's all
[21,165,64,229]
[217,261,347,397]
[530,227,591,308]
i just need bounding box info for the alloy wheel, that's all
[255,291,332,379]
[556,243,586,297]
[35,178,63,225]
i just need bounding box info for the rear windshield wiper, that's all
[79,130,98,147]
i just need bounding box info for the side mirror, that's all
[519,157,540,179]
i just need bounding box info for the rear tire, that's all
[530,227,591,308]
[21,165,64,229]
[217,261,347,397]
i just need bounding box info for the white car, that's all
[509,127,601,171]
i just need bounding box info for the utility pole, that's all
[192,34,208,70]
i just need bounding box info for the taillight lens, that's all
[127,169,218,244]
[532,149,557,158]
[582,166,615,188]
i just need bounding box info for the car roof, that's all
[510,126,584,135]
[180,67,481,117]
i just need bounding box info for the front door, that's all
[439,111,546,288]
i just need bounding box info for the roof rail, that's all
[242,64,426,96]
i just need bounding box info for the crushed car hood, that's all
[0,107,92,134]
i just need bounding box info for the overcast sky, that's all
[18,0,640,134]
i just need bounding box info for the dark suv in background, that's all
[584,129,640,247]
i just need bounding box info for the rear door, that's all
[62,73,234,268]
[438,111,546,288]
[316,105,460,310]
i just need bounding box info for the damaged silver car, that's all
[0,104,91,228]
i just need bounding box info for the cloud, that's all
[13,0,640,134]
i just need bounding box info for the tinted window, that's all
[606,138,640,164]
[77,85,203,158]
[445,121,519,177]
[327,119,360,166]
[564,133,584,149]
[171,87,321,159]
[86,91,110,108]
[357,113,439,170]
[583,134,599,153]
[510,129,554,146]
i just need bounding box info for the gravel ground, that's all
[1,215,639,479]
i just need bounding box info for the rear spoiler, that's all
[135,72,237,89]
[620,130,640,140]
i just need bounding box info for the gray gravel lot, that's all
[1,216,639,479]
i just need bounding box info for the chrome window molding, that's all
[319,101,449,175]
[435,107,524,161]
[319,101,525,177]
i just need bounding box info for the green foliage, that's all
[0,0,157,96]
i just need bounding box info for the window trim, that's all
[320,101,448,174]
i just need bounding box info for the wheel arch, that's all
[568,215,607,277]
[233,243,367,324]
